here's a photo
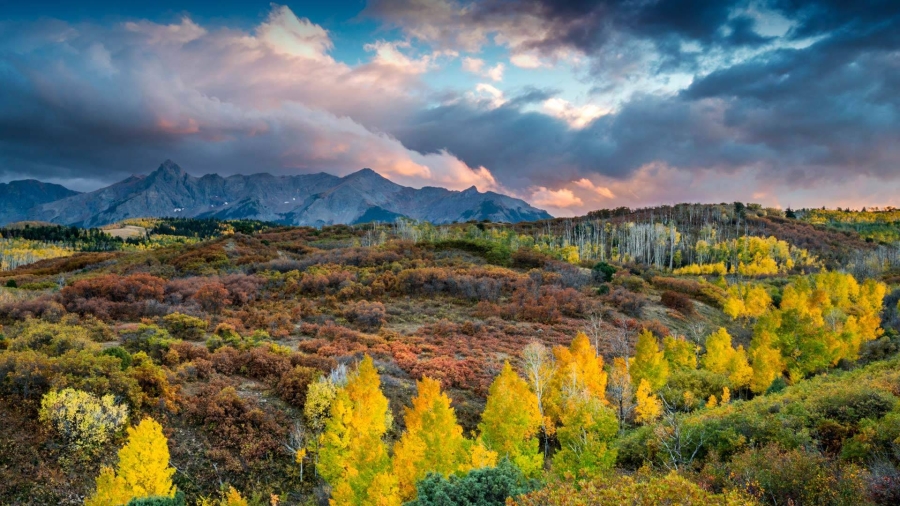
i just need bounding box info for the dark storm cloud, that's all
[374,0,900,191]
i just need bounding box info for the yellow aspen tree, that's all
[565,332,608,401]
[748,323,785,393]
[721,387,731,404]
[606,357,634,429]
[479,362,543,478]
[726,345,753,388]
[393,376,491,501]
[551,392,618,479]
[548,333,607,422]
[634,379,662,424]
[86,417,176,506]
[702,327,752,389]
[521,341,556,458]
[662,335,697,370]
[630,330,669,391]
[318,356,399,506]
[706,395,718,408]
[701,327,734,374]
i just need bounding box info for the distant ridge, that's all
[0,160,551,227]
[0,180,80,225]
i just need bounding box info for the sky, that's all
[0,0,898,216]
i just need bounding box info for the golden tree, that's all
[393,376,495,500]
[634,379,662,424]
[86,417,176,506]
[630,330,669,391]
[317,356,399,505]
[479,362,543,477]
[702,327,752,389]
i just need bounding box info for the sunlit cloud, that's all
[541,98,608,129]
[530,187,583,209]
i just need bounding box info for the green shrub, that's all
[100,346,133,370]
[4,279,17,288]
[126,491,186,506]
[407,459,538,506]
[120,324,177,360]
[592,262,616,283]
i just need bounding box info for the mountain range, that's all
[0,161,551,227]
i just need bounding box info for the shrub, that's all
[605,287,647,318]
[716,443,868,506]
[513,471,752,506]
[511,248,549,269]
[592,262,617,283]
[162,313,208,340]
[120,324,177,361]
[126,491,187,506]
[342,300,387,330]
[408,459,537,506]
[188,382,287,472]
[5,279,17,288]
[101,346,133,370]
[39,388,128,457]
[10,320,96,357]
[661,291,695,316]
[275,366,320,409]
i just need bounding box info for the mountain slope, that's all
[19,161,550,227]
[0,180,80,225]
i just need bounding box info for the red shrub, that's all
[661,291,695,316]
[187,380,287,473]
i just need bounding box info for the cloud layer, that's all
[0,6,497,192]
[1,1,899,214]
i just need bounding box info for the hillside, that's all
[0,211,898,505]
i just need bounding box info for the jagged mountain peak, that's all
[6,161,552,227]
[148,159,189,181]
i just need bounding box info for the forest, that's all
[1,203,899,505]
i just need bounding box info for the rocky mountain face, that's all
[3,161,551,227]
[0,180,81,225]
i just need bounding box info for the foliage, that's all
[552,393,618,479]
[634,380,662,424]
[86,417,176,506]
[704,443,870,506]
[723,283,771,320]
[126,491,187,506]
[591,262,616,282]
[702,328,752,389]
[318,356,399,505]
[661,290,695,316]
[479,362,543,478]
[630,330,669,391]
[513,471,756,506]
[393,376,495,500]
[162,313,208,340]
[406,459,538,506]
[39,387,128,457]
